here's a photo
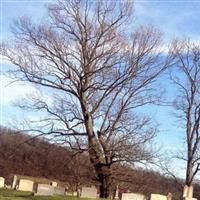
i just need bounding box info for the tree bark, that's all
[185,152,193,186]
[95,164,111,198]
[81,102,111,197]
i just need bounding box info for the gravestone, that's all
[150,194,167,200]
[0,177,5,188]
[5,185,12,189]
[183,185,188,198]
[114,185,119,199]
[35,184,54,196]
[67,191,78,196]
[51,181,58,187]
[81,187,98,199]
[184,198,197,200]
[167,193,172,200]
[122,193,146,200]
[67,192,74,196]
[54,187,65,195]
[12,175,18,189]
[18,179,34,192]
[183,185,193,199]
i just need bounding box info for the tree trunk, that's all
[186,140,193,186]
[95,164,111,198]
[186,155,193,186]
[81,103,111,198]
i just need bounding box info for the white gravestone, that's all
[115,185,119,199]
[122,193,146,200]
[81,187,98,199]
[150,194,167,200]
[183,185,193,199]
[5,185,12,189]
[67,191,78,196]
[54,187,65,195]
[0,177,5,188]
[183,185,188,198]
[18,179,34,192]
[51,181,58,187]
[12,175,18,189]
[167,193,172,200]
[35,184,54,196]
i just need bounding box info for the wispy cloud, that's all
[1,75,37,105]
[0,55,12,65]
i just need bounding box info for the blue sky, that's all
[1,0,200,180]
[134,1,200,42]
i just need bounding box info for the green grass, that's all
[0,188,75,200]
[0,189,104,200]
[0,189,31,200]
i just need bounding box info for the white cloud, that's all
[0,74,55,127]
[0,75,37,106]
[0,55,12,65]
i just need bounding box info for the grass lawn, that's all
[0,189,95,200]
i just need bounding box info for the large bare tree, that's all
[1,0,174,197]
[171,40,200,187]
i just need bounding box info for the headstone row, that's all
[1,175,199,200]
[121,193,171,200]
[10,175,66,196]
[10,176,98,197]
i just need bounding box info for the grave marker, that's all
[150,194,167,200]
[167,193,172,200]
[12,175,18,189]
[122,193,146,200]
[0,177,5,188]
[54,187,65,195]
[114,185,119,199]
[35,184,54,196]
[183,185,193,199]
[67,191,78,196]
[18,179,34,192]
[184,198,197,200]
[51,181,58,187]
[81,187,98,199]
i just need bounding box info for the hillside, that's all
[0,126,199,200]
[0,126,94,188]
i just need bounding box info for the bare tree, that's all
[1,0,174,197]
[171,40,200,187]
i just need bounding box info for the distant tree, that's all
[66,153,95,190]
[1,0,174,197]
[171,40,200,187]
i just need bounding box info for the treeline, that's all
[0,126,199,200]
[0,126,94,187]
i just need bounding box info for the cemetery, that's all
[0,174,199,200]
[1,0,200,200]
